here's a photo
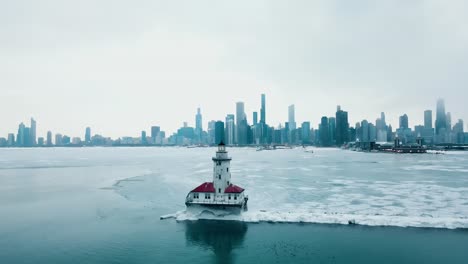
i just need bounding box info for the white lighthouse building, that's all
[185,142,248,212]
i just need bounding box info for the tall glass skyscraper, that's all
[30,118,36,146]
[225,114,235,145]
[446,112,452,131]
[399,114,409,129]
[424,110,432,129]
[195,108,203,143]
[380,112,386,126]
[253,112,258,125]
[361,120,369,143]
[319,117,330,146]
[16,123,25,147]
[141,131,147,145]
[214,121,225,145]
[47,131,53,146]
[435,99,446,135]
[329,117,336,144]
[260,94,266,124]
[85,127,91,143]
[336,106,349,146]
[236,102,246,144]
[288,104,296,131]
[301,121,311,144]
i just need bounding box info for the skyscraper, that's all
[376,112,387,142]
[435,99,446,135]
[23,127,31,147]
[301,122,311,144]
[7,133,15,146]
[399,114,409,129]
[253,112,258,125]
[336,106,349,146]
[328,117,336,145]
[421,110,435,145]
[215,121,225,145]
[16,123,25,147]
[55,133,63,146]
[151,126,160,143]
[236,102,247,144]
[207,120,216,145]
[225,114,235,145]
[258,94,267,144]
[30,118,36,146]
[361,120,369,142]
[195,108,203,140]
[288,105,296,131]
[369,123,376,142]
[260,94,266,124]
[453,119,465,144]
[348,127,356,142]
[141,131,147,145]
[446,112,452,131]
[319,117,330,146]
[387,124,393,142]
[85,127,91,143]
[47,131,53,146]
[424,110,433,129]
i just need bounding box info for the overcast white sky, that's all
[1,0,467,138]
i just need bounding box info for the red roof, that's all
[191,182,215,193]
[224,184,244,193]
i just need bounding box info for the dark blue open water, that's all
[0,147,467,263]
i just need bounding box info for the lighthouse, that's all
[213,142,231,198]
[185,142,248,212]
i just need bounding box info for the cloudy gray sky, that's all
[1,0,467,138]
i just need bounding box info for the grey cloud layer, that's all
[1,0,467,137]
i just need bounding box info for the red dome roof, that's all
[224,184,244,193]
[191,182,215,193]
[190,182,245,193]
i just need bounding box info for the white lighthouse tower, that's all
[213,142,231,199]
[185,142,248,212]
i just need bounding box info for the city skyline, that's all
[2,92,467,139]
[2,1,468,138]
[2,94,466,147]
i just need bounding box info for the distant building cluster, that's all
[0,96,466,148]
[0,120,115,147]
[350,99,466,148]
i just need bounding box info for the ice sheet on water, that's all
[112,147,468,229]
[167,209,468,229]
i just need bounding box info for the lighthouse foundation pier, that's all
[185,199,248,215]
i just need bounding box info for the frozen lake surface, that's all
[114,147,468,229]
[0,147,467,263]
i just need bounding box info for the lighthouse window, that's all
[218,188,221,193]
[234,195,237,200]
[227,168,229,172]
[228,195,231,200]
[218,175,221,179]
